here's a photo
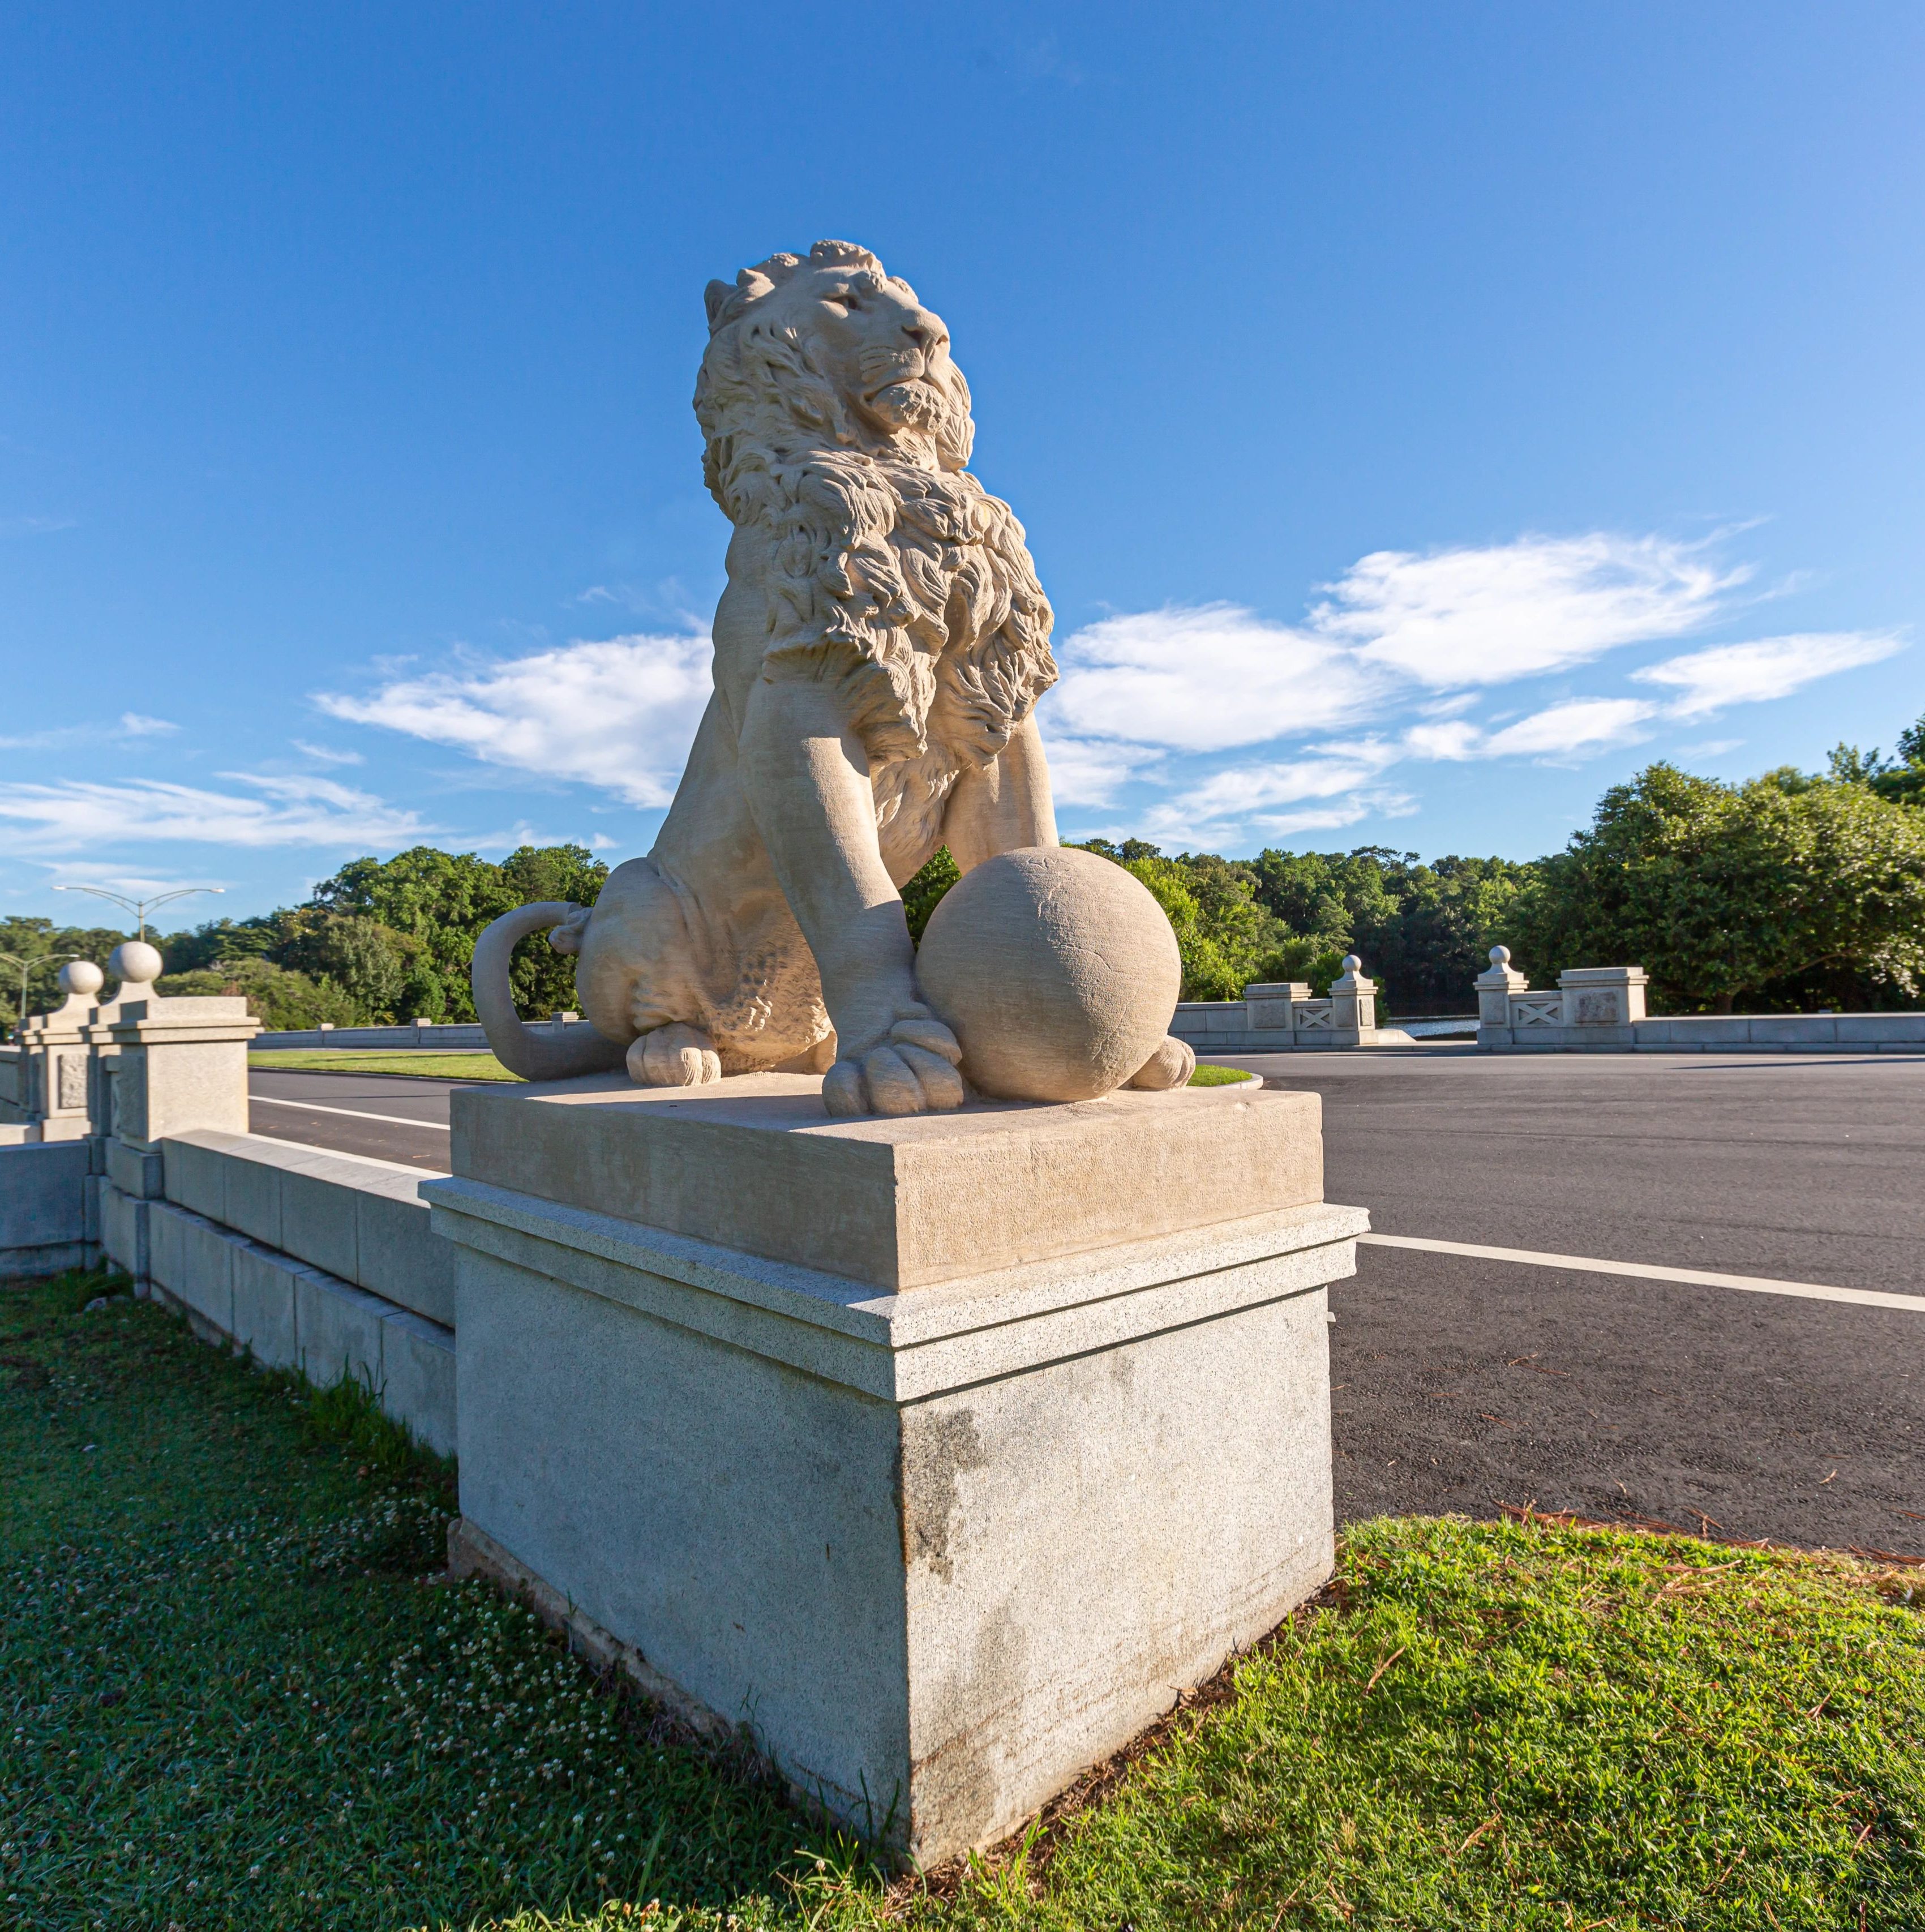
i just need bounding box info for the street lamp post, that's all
[50,884,224,943]
[0,949,79,1029]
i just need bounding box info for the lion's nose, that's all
[900,309,945,350]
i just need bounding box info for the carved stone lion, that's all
[473,241,1186,1114]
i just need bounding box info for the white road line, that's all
[1358,1232,1925,1314]
[250,1094,449,1133]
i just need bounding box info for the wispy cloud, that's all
[1051,603,1387,751]
[0,514,78,538]
[291,739,366,766]
[1312,533,1742,686]
[1044,532,1899,846]
[316,633,714,808]
[1631,631,1905,717]
[1035,731,1165,807]
[0,713,181,752]
[1480,697,1661,760]
[0,774,431,852]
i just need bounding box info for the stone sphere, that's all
[915,846,1181,1103]
[108,940,164,988]
[59,959,104,998]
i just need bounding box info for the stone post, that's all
[7,961,108,1144]
[1327,954,1377,1044]
[0,960,105,1145]
[1475,945,1529,1047]
[1557,965,1648,1029]
[89,939,260,1288]
[1242,981,1308,1042]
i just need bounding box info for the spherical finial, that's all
[108,940,164,988]
[59,959,104,998]
[1341,954,1362,975]
[1490,945,1511,966]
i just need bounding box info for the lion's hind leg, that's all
[627,1022,722,1087]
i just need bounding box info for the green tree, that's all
[157,958,362,1029]
[901,847,960,944]
[1508,762,1925,1012]
[0,917,132,1033]
[271,913,425,1023]
[1827,708,1925,809]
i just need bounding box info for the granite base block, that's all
[427,1074,1360,1864]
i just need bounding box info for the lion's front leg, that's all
[737,677,966,1117]
[940,713,1059,872]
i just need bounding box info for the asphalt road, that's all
[247,1049,1925,1553]
[248,1066,470,1173]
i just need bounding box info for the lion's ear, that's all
[704,280,735,330]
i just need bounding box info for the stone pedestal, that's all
[5,982,99,1143]
[1558,964,1648,1028]
[425,1073,1362,1864]
[1474,945,1530,1032]
[94,994,260,1284]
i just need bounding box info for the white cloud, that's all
[316,633,714,808]
[0,774,431,853]
[291,739,366,766]
[0,713,182,752]
[1631,631,1905,718]
[1480,698,1660,760]
[1036,731,1164,807]
[1399,719,1485,761]
[1310,532,1742,688]
[1050,604,1388,752]
[1136,741,1414,844]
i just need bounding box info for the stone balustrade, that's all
[1169,957,1380,1053]
[1474,948,1925,1052]
[0,941,453,1453]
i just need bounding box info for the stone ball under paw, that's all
[915,846,1182,1103]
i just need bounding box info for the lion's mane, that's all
[693,241,1057,779]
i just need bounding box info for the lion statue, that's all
[471,240,1189,1115]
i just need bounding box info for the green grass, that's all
[4,1270,1921,1930]
[1187,1062,1258,1086]
[248,1050,522,1081]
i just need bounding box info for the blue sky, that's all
[3,3,1922,924]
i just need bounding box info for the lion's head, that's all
[695,241,975,499]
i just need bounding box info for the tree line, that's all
[4,707,1920,1033]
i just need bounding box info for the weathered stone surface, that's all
[449,1073,1322,1292]
[916,846,1181,1102]
[226,1239,299,1369]
[163,1130,452,1323]
[295,1267,393,1390]
[430,1074,1358,1861]
[378,1306,456,1458]
[0,1141,92,1274]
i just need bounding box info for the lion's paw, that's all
[1124,1035,1195,1091]
[627,1022,722,1088]
[822,1010,966,1118]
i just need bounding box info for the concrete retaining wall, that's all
[1480,1012,1925,1052]
[144,1194,454,1457]
[254,1022,491,1051]
[92,1130,456,1454]
[161,1132,454,1326]
[0,1140,95,1275]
